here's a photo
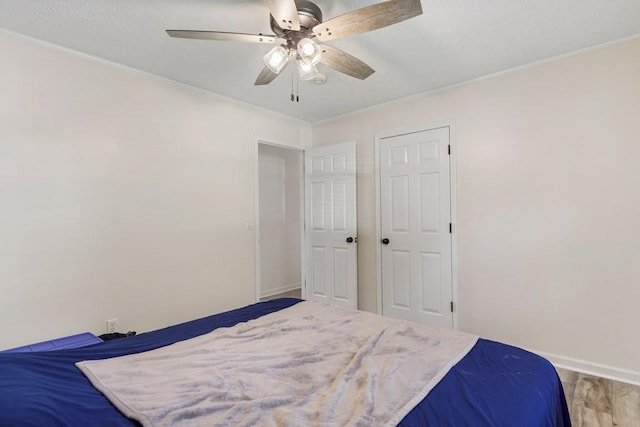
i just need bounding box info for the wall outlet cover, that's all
[106,318,118,334]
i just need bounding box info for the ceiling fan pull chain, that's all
[296,72,300,102]
[290,69,295,102]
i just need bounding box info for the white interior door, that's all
[380,127,453,328]
[305,141,358,309]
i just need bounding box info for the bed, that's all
[0,298,570,426]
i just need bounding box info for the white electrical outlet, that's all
[106,318,118,334]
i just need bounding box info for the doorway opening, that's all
[256,142,304,301]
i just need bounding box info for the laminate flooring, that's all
[557,367,640,426]
[259,288,302,301]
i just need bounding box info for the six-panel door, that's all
[305,141,358,309]
[380,127,453,328]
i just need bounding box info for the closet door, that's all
[379,127,453,328]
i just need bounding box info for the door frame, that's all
[254,138,306,302]
[374,121,460,329]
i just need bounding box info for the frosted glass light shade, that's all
[263,45,290,74]
[297,60,318,80]
[297,38,322,65]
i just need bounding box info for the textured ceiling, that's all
[1,0,640,122]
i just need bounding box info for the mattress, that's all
[0,298,570,426]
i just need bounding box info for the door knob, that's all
[346,236,354,243]
[381,238,390,245]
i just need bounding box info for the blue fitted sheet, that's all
[0,298,570,426]
[2,332,103,353]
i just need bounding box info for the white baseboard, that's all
[260,282,301,299]
[532,349,640,387]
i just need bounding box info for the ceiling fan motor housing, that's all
[270,0,323,38]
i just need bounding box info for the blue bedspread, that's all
[0,298,570,426]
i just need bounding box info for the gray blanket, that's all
[77,301,477,426]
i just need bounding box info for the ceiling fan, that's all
[166,0,423,86]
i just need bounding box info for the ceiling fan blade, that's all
[265,0,301,31]
[313,0,423,42]
[319,45,375,80]
[166,30,277,44]
[254,66,281,85]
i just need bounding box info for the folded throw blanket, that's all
[77,301,477,427]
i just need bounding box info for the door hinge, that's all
[450,301,454,313]
[448,145,451,155]
[449,223,452,234]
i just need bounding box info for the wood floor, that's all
[259,288,301,301]
[557,367,640,426]
[260,293,640,426]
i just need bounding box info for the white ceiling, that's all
[2,0,640,122]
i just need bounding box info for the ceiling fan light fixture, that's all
[297,60,318,80]
[312,72,327,85]
[297,38,322,65]
[263,45,290,74]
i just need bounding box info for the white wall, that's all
[258,144,302,297]
[312,38,640,378]
[0,31,309,349]
[3,24,639,383]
